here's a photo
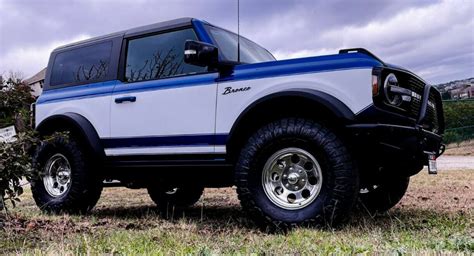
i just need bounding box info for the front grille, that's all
[423,90,442,133]
[407,77,425,95]
[375,68,444,134]
[406,76,425,119]
[405,76,443,134]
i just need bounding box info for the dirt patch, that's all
[2,215,88,233]
[398,170,474,213]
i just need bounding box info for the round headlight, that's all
[384,73,402,106]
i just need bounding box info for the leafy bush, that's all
[442,100,474,144]
[0,132,38,211]
[0,74,37,213]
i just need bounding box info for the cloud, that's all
[0,34,90,79]
[0,0,472,83]
[255,0,474,84]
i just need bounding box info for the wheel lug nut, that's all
[298,169,302,173]
[289,167,294,171]
[295,186,299,190]
[285,183,289,187]
[283,174,287,178]
[302,179,305,182]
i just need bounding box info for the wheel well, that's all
[226,94,354,162]
[36,114,104,159]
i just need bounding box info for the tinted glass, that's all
[125,28,206,82]
[51,41,112,86]
[207,26,275,64]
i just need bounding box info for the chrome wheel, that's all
[262,147,323,210]
[43,153,72,197]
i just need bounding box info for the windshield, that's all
[206,25,275,64]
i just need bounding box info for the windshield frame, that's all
[204,24,276,64]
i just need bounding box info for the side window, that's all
[50,41,112,86]
[125,28,206,82]
[206,26,275,64]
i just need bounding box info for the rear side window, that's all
[125,28,206,82]
[50,41,113,86]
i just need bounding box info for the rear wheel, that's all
[147,185,204,212]
[31,136,102,214]
[235,118,359,229]
[358,177,410,214]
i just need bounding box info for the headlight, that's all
[384,73,402,106]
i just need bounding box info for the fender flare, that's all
[228,89,355,143]
[36,113,105,158]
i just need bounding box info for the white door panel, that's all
[110,83,216,138]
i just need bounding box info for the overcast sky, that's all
[0,0,473,84]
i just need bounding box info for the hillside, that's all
[434,77,474,100]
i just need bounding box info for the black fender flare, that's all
[36,113,105,158]
[228,89,355,144]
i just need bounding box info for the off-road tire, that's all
[235,118,359,229]
[148,185,204,213]
[358,177,409,214]
[31,136,102,214]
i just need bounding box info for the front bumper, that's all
[347,123,444,176]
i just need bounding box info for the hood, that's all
[223,52,384,82]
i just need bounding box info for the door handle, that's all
[115,96,136,104]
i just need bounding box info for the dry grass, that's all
[401,169,474,212]
[1,170,473,254]
[445,140,474,156]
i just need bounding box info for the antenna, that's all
[237,0,240,63]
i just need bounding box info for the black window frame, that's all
[45,37,122,90]
[119,26,213,84]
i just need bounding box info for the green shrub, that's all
[0,74,37,213]
[0,132,38,211]
[442,100,474,144]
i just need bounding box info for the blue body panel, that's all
[223,53,382,82]
[102,134,228,148]
[37,53,381,105]
[37,80,116,104]
[36,73,218,104]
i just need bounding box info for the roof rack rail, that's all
[339,48,386,66]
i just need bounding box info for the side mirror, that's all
[184,40,218,67]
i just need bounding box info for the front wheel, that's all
[235,118,359,229]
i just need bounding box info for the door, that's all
[107,28,219,156]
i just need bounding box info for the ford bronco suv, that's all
[31,18,444,228]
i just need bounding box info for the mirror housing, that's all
[184,40,218,67]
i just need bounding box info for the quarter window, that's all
[50,41,112,86]
[125,28,206,82]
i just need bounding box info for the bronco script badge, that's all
[222,86,251,95]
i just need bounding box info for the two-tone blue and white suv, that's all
[31,18,444,228]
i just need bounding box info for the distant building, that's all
[450,85,473,99]
[24,68,46,97]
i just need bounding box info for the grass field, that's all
[1,169,473,255]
